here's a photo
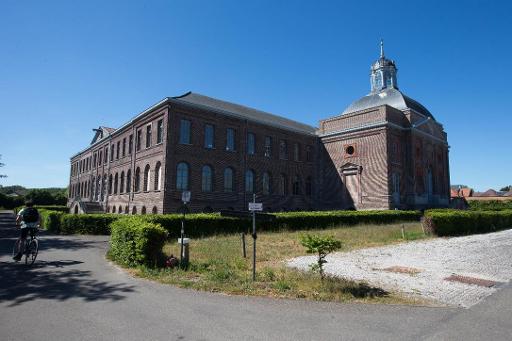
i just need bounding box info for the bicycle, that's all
[12,228,39,266]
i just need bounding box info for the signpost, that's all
[180,191,191,268]
[248,194,263,281]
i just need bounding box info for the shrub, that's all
[110,216,168,267]
[423,209,512,236]
[60,214,120,235]
[38,209,66,233]
[468,200,512,211]
[299,234,342,279]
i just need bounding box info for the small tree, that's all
[299,234,341,279]
[500,185,511,192]
[0,154,6,178]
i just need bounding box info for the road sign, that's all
[248,202,263,211]
[181,191,191,203]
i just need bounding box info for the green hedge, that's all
[423,209,512,236]
[272,210,421,230]
[468,200,512,211]
[60,214,120,235]
[15,205,68,214]
[38,209,66,233]
[110,216,168,267]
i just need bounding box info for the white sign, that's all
[248,202,263,211]
[181,191,191,203]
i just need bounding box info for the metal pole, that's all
[241,233,247,258]
[180,204,185,268]
[252,193,256,281]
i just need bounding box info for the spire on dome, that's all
[380,39,384,58]
[370,40,398,93]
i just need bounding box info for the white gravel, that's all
[287,229,512,307]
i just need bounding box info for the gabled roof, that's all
[171,92,317,135]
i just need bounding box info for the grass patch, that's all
[129,222,430,304]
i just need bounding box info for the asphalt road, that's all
[1,211,511,341]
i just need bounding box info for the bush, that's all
[38,209,66,233]
[468,200,512,211]
[110,216,168,267]
[423,209,512,236]
[272,210,421,230]
[60,214,120,235]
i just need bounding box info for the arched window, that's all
[134,167,141,192]
[292,175,301,195]
[91,176,96,198]
[224,167,234,192]
[154,162,162,191]
[280,174,288,195]
[262,172,271,195]
[176,162,189,190]
[112,206,116,213]
[141,206,146,215]
[245,170,254,193]
[114,173,119,194]
[132,206,137,215]
[96,177,100,200]
[118,205,122,213]
[152,206,158,214]
[202,165,213,192]
[143,164,150,192]
[108,174,113,194]
[120,171,125,193]
[125,206,129,214]
[102,175,107,200]
[126,170,132,193]
[305,176,312,196]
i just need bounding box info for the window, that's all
[146,125,152,148]
[226,128,235,151]
[306,145,312,162]
[245,170,254,193]
[247,133,255,155]
[143,164,150,192]
[204,124,214,149]
[136,129,142,151]
[110,144,114,162]
[141,206,146,215]
[126,170,131,193]
[154,162,162,191]
[135,167,141,192]
[122,138,126,157]
[262,172,271,195]
[104,147,108,164]
[280,174,288,195]
[116,141,120,160]
[264,136,272,158]
[129,134,133,154]
[176,162,189,190]
[345,145,355,156]
[120,171,125,193]
[157,119,164,144]
[108,174,113,194]
[114,173,118,194]
[224,167,234,192]
[293,143,300,161]
[306,176,312,196]
[179,119,191,144]
[93,153,97,168]
[202,165,213,192]
[292,176,300,195]
[152,206,158,214]
[279,140,287,159]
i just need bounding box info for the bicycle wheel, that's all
[25,239,38,266]
[12,239,22,258]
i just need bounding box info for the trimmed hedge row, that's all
[423,209,512,236]
[468,200,512,211]
[16,205,69,214]
[38,209,66,233]
[39,209,421,236]
[110,216,167,267]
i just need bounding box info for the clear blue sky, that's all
[0,0,510,191]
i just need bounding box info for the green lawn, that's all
[134,222,431,304]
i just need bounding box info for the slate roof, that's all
[342,88,435,120]
[171,92,317,135]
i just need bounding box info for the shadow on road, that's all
[0,211,135,307]
[0,260,135,307]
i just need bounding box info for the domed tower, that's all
[370,40,398,92]
[317,41,450,210]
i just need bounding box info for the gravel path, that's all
[288,229,512,308]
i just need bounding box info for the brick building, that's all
[68,43,450,214]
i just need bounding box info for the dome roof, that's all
[342,88,435,120]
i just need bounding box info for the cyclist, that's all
[13,200,40,261]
